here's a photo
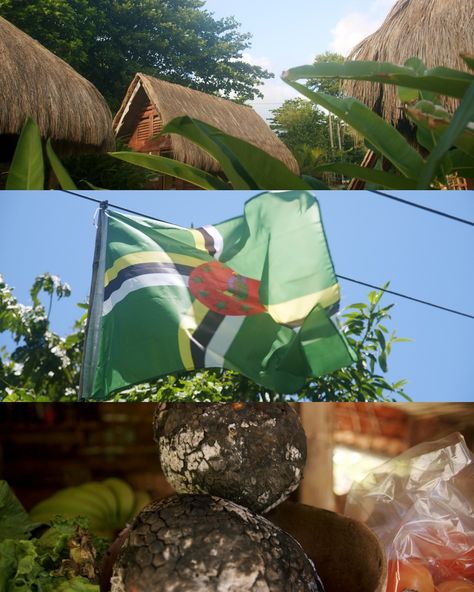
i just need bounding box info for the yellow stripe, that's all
[189,228,207,253]
[178,299,209,370]
[104,251,205,288]
[267,284,340,324]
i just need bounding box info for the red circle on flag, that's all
[189,261,266,316]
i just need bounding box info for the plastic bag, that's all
[345,433,474,591]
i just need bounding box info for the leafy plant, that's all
[0,274,410,402]
[0,273,86,402]
[282,56,474,189]
[0,481,101,591]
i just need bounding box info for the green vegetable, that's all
[0,483,100,592]
[0,481,38,541]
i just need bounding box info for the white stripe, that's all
[102,273,189,316]
[202,225,224,259]
[204,315,246,368]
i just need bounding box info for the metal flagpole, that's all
[78,201,109,400]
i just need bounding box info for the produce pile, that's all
[110,402,324,591]
[0,478,150,592]
[346,433,474,592]
[30,478,151,540]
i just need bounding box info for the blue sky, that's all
[1,190,473,402]
[203,0,395,119]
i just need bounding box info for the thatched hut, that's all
[343,0,474,131]
[0,16,114,161]
[113,73,299,189]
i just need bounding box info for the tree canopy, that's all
[0,0,273,108]
[0,273,410,403]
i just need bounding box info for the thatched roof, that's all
[0,16,114,154]
[114,73,300,174]
[343,0,474,128]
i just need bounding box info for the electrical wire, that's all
[369,190,474,227]
[336,275,474,320]
[59,189,474,320]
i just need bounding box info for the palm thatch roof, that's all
[343,0,474,128]
[114,73,300,174]
[0,16,114,154]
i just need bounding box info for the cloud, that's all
[241,52,273,71]
[329,0,393,56]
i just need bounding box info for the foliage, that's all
[0,0,272,108]
[282,56,474,189]
[306,52,346,97]
[6,56,471,191]
[0,273,86,402]
[0,275,410,403]
[269,97,365,180]
[62,140,153,190]
[0,481,101,591]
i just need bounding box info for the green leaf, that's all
[5,118,44,190]
[314,163,417,189]
[0,481,37,541]
[462,54,474,72]
[109,151,229,190]
[283,61,473,99]
[46,140,77,190]
[281,78,424,179]
[160,116,312,190]
[300,174,330,189]
[417,81,474,188]
[406,102,474,157]
[376,329,386,351]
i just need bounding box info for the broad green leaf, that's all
[406,102,474,157]
[313,163,417,189]
[300,174,330,189]
[462,54,474,72]
[46,140,77,190]
[5,118,44,190]
[109,151,229,190]
[161,116,312,190]
[281,78,424,178]
[283,61,473,99]
[417,81,474,188]
[444,149,474,178]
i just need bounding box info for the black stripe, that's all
[104,262,194,301]
[190,310,225,367]
[196,227,216,256]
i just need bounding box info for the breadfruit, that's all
[111,494,324,592]
[154,403,306,513]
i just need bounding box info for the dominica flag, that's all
[80,191,357,399]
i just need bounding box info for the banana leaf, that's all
[160,116,312,190]
[5,118,44,190]
[46,140,77,190]
[280,79,424,179]
[109,151,229,190]
[313,163,417,189]
[283,61,473,99]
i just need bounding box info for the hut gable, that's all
[114,73,300,176]
[0,16,114,155]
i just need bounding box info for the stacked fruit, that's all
[30,478,150,539]
[109,403,326,592]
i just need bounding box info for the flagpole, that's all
[78,201,109,400]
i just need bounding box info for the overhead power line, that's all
[337,275,474,320]
[370,190,474,227]
[59,189,474,320]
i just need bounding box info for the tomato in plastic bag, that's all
[386,559,435,592]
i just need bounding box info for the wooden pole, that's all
[299,403,336,511]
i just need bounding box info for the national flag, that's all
[80,191,356,400]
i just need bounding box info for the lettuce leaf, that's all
[0,481,38,542]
